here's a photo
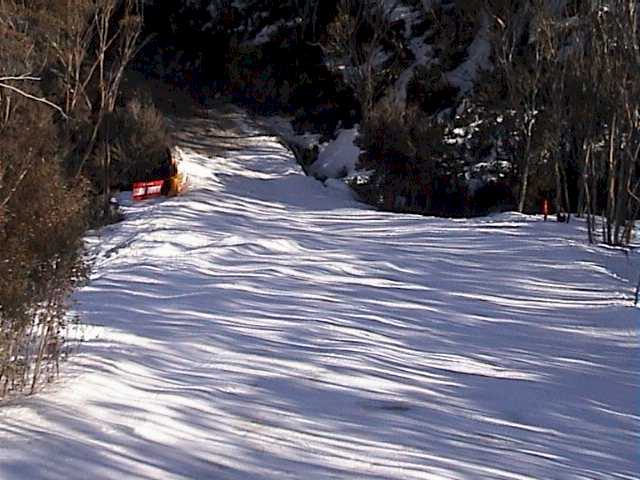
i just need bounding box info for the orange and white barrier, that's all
[132,148,188,201]
[133,180,164,201]
[167,147,188,196]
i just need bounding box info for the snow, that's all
[243,21,290,47]
[309,128,361,180]
[261,116,321,150]
[1,106,638,480]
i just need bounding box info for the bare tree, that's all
[74,0,145,180]
[537,4,574,220]
[0,75,66,117]
[568,0,640,245]
[324,0,400,121]
[92,0,145,216]
[484,0,553,213]
[291,0,321,43]
[0,2,65,211]
[3,0,145,187]
[42,0,99,114]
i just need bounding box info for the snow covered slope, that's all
[1,107,638,480]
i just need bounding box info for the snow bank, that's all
[309,128,361,179]
[261,115,321,150]
[0,106,637,480]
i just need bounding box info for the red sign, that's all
[132,180,164,201]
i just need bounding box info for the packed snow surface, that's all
[1,107,638,480]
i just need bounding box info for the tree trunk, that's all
[103,138,111,220]
[583,145,594,243]
[606,114,617,244]
[518,123,534,213]
[554,155,563,215]
[623,182,640,244]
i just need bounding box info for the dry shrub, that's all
[407,64,460,114]
[106,98,174,188]
[0,0,163,398]
[0,97,87,399]
[226,44,285,112]
[120,72,199,117]
[356,101,422,210]
[357,100,471,216]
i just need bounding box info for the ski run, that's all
[1,107,638,480]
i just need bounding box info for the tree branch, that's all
[0,75,41,82]
[0,82,67,119]
[0,157,35,210]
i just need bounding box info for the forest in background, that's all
[1,0,639,399]
[138,0,639,243]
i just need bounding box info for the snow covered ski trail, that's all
[1,106,638,480]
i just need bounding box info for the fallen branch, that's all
[0,82,67,119]
[0,75,41,82]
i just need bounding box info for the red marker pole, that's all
[543,199,549,221]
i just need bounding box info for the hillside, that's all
[1,106,637,480]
